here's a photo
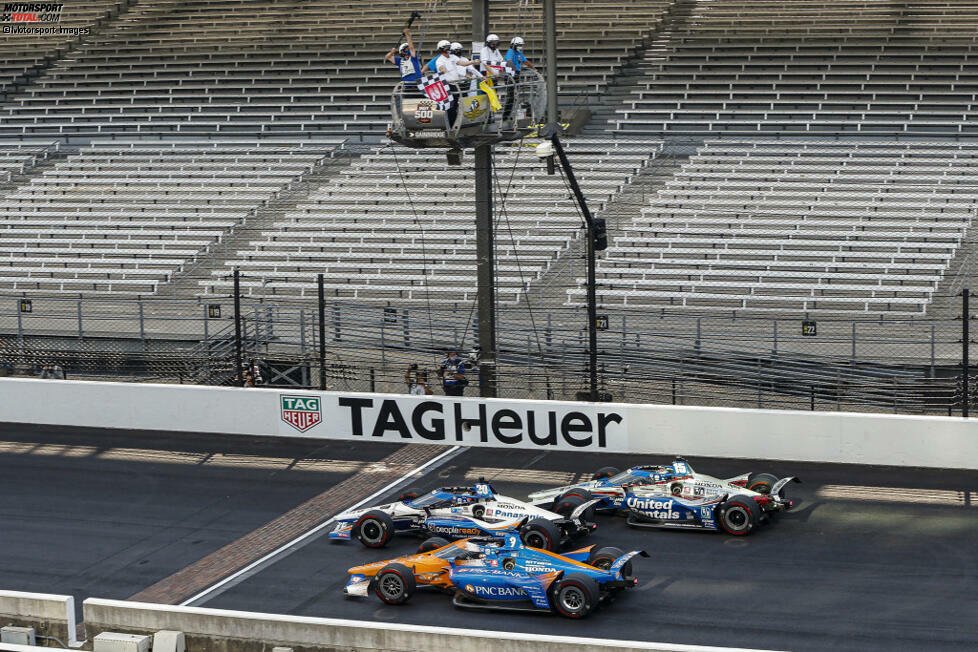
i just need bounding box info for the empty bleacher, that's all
[570,140,978,314]
[199,138,655,303]
[0,139,342,294]
[0,1,126,97]
[612,0,978,136]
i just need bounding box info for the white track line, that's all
[180,444,463,606]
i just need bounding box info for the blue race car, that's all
[329,481,598,551]
[529,457,799,536]
[344,535,647,618]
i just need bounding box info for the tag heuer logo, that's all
[281,395,322,432]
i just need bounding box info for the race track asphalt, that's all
[205,448,978,652]
[0,422,403,617]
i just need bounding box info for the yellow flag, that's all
[479,80,503,112]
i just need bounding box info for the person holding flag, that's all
[479,33,506,78]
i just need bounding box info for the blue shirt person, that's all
[438,351,467,396]
[384,26,421,82]
[504,36,535,74]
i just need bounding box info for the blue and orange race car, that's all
[344,535,646,618]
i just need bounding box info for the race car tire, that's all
[373,563,416,605]
[553,494,596,523]
[471,504,486,519]
[593,466,619,480]
[551,573,599,619]
[558,488,593,502]
[718,495,761,536]
[587,546,631,578]
[399,487,425,502]
[353,510,395,548]
[417,536,450,553]
[746,473,779,495]
[521,518,562,551]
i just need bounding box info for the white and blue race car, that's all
[330,481,599,550]
[528,457,799,536]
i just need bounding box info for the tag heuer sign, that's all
[281,395,322,432]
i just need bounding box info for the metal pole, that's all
[233,269,243,387]
[318,273,327,390]
[543,0,558,126]
[138,300,146,343]
[474,0,497,398]
[76,299,83,341]
[963,290,969,417]
[548,134,599,401]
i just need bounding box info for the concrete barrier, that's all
[0,590,77,647]
[1,377,977,468]
[83,598,782,652]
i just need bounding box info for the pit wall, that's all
[0,590,77,647]
[1,378,975,469]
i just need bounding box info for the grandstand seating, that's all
[570,140,978,314]
[0,1,126,97]
[0,0,670,138]
[0,139,341,294]
[198,138,654,303]
[613,0,978,136]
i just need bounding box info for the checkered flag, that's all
[417,74,455,112]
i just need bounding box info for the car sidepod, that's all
[624,492,723,531]
[449,565,557,611]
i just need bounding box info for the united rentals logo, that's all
[281,395,322,432]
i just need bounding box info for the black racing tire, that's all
[373,562,416,605]
[353,510,395,548]
[399,486,425,502]
[520,517,562,551]
[558,487,593,502]
[746,473,779,495]
[553,494,595,523]
[593,466,619,480]
[718,495,761,536]
[551,573,599,618]
[587,546,630,578]
[417,536,450,553]
[471,504,486,520]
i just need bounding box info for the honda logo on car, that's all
[626,496,681,519]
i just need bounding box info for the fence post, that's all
[318,274,326,390]
[333,304,341,342]
[695,317,701,353]
[203,304,209,341]
[233,269,243,387]
[299,309,307,355]
[76,299,83,341]
[138,300,146,343]
[963,289,969,418]
[16,299,23,349]
[402,308,411,349]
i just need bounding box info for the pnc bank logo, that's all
[280,395,322,432]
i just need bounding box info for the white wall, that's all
[1,378,976,469]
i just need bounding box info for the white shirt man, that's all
[479,33,505,77]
